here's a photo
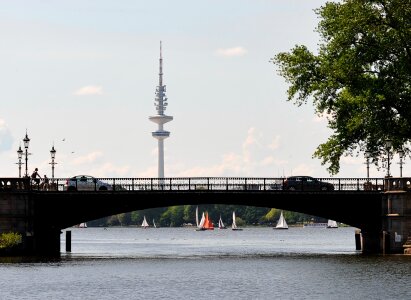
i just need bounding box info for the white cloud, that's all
[89,163,131,177]
[72,151,103,165]
[215,46,247,57]
[0,119,13,152]
[268,136,281,150]
[73,85,103,96]
[167,128,289,177]
[291,163,316,176]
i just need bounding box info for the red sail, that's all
[203,212,214,230]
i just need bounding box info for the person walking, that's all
[41,175,50,190]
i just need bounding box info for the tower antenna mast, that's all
[149,41,173,178]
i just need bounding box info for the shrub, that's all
[0,232,22,249]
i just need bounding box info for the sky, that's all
[0,0,405,179]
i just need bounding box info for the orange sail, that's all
[203,212,214,230]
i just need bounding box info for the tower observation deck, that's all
[149,42,173,178]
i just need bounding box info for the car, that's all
[283,176,334,191]
[65,175,112,191]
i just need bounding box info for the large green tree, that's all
[273,0,411,174]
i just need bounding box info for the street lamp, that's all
[49,146,57,179]
[23,132,30,177]
[364,150,371,179]
[385,139,393,177]
[398,149,405,177]
[16,146,23,178]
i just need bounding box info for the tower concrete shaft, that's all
[149,42,173,178]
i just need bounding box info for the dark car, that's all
[283,176,334,191]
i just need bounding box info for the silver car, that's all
[66,175,111,191]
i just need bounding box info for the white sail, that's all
[232,211,237,229]
[218,216,225,229]
[141,216,149,228]
[275,211,288,229]
[198,212,205,229]
[153,219,157,228]
[327,219,338,228]
[196,206,199,227]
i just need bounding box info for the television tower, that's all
[149,42,173,178]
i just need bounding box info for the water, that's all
[1,227,411,299]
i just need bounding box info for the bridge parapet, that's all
[384,177,411,192]
[0,178,30,192]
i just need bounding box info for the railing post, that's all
[170,178,172,190]
[226,178,228,190]
[245,178,247,190]
[207,178,210,190]
[151,178,153,190]
[357,178,360,191]
[188,178,191,191]
[113,178,116,191]
[338,179,341,191]
[132,178,134,191]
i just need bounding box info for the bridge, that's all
[1,176,410,256]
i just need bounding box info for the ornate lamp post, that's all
[16,146,23,178]
[23,132,30,177]
[385,139,393,177]
[398,149,405,177]
[50,146,57,179]
[364,150,371,179]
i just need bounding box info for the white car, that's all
[66,175,111,191]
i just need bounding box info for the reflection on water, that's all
[1,227,411,299]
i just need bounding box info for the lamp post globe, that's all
[23,133,30,149]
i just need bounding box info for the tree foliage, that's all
[273,0,411,174]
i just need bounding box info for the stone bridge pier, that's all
[380,177,411,254]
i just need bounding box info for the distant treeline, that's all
[88,205,327,227]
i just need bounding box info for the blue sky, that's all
[0,0,403,178]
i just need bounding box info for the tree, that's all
[273,0,411,174]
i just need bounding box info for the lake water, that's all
[1,227,411,299]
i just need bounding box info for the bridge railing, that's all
[0,177,386,192]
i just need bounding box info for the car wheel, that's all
[67,186,77,192]
[99,186,107,191]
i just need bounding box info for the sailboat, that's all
[203,212,214,230]
[231,211,243,231]
[196,211,206,231]
[196,211,214,230]
[141,216,149,228]
[218,215,227,229]
[274,211,288,229]
[327,219,338,228]
[153,219,157,228]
